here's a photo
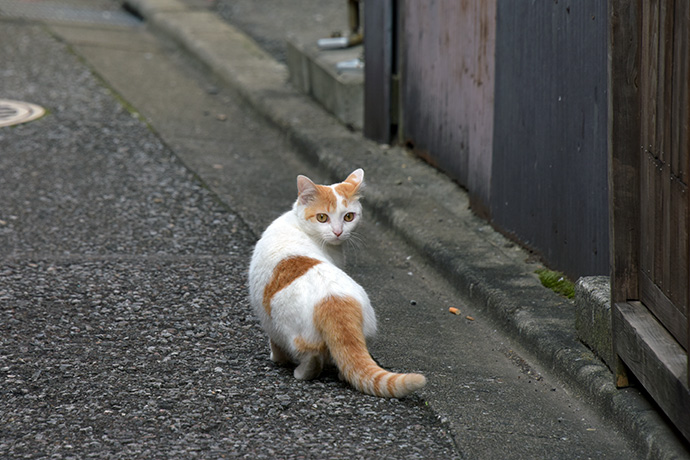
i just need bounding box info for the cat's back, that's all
[250,211,319,271]
[248,211,367,312]
[250,211,324,299]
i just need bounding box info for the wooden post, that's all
[363,0,394,143]
[608,0,641,387]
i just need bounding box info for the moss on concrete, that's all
[535,268,575,299]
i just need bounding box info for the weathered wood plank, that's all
[677,0,690,381]
[659,1,674,297]
[401,0,496,217]
[669,178,689,313]
[641,153,655,284]
[651,1,666,291]
[613,301,690,441]
[658,0,673,165]
[660,152,672,298]
[670,0,690,319]
[609,0,642,387]
[640,1,654,288]
[640,272,688,349]
[671,0,688,181]
[644,0,658,159]
[609,0,641,303]
[652,155,665,292]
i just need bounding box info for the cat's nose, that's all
[333,229,343,237]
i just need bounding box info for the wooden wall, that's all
[610,1,690,441]
[368,1,611,279]
[637,0,689,348]
[400,0,496,218]
[490,0,610,278]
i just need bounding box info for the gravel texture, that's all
[1,258,455,459]
[0,18,460,460]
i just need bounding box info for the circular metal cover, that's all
[0,99,46,128]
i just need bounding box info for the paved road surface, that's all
[0,1,646,458]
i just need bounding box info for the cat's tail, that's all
[314,295,426,398]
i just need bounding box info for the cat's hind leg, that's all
[294,354,324,381]
[269,339,291,365]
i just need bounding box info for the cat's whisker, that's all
[345,232,366,251]
[352,231,366,247]
[345,238,359,253]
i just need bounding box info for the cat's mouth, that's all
[329,235,346,245]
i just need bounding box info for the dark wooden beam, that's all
[613,302,690,441]
[609,0,642,388]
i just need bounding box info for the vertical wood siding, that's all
[490,0,609,278]
[400,0,496,217]
[610,1,690,439]
[638,0,689,349]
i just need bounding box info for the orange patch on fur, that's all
[313,295,373,381]
[314,295,365,349]
[334,175,361,205]
[304,185,337,220]
[294,336,327,355]
[313,294,426,397]
[334,181,357,198]
[263,256,321,316]
[372,369,388,388]
[386,373,402,395]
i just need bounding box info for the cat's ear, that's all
[336,168,365,199]
[346,168,364,188]
[297,175,318,205]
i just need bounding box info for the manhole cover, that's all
[0,99,46,127]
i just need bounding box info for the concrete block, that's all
[575,276,615,371]
[286,35,363,130]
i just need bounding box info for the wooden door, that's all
[638,0,689,351]
[609,0,690,442]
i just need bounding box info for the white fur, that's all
[248,170,376,369]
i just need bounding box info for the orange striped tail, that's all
[314,295,426,398]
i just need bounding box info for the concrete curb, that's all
[285,35,364,130]
[575,276,616,370]
[124,0,689,457]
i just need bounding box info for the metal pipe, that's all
[317,0,362,49]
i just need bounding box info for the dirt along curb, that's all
[124,0,689,457]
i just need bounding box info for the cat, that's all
[248,168,426,398]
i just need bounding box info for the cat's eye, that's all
[343,212,355,222]
[316,213,329,223]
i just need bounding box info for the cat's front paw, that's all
[269,339,291,365]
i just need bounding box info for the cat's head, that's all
[294,168,364,245]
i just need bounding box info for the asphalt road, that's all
[0,13,461,460]
[0,1,645,459]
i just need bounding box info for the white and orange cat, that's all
[248,168,426,398]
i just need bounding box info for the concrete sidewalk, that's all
[123,0,689,458]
